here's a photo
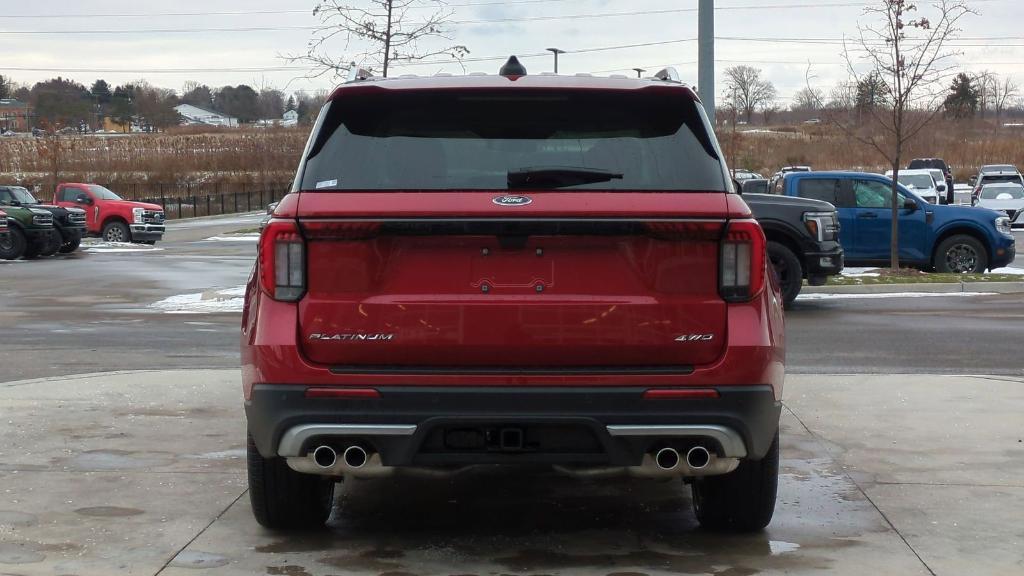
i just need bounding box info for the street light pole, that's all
[546,48,566,74]
[698,0,715,124]
[633,68,646,78]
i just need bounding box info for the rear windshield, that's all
[980,174,1023,186]
[981,185,1024,199]
[898,174,934,190]
[909,159,947,171]
[301,89,726,192]
[982,165,1016,173]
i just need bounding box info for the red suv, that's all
[242,61,785,532]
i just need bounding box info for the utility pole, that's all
[633,68,646,78]
[698,0,715,124]
[546,48,566,74]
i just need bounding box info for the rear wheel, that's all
[247,432,335,530]
[767,241,803,308]
[102,221,131,243]
[59,236,82,254]
[0,228,27,260]
[22,233,46,259]
[934,235,987,274]
[692,431,779,532]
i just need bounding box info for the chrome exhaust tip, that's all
[312,445,337,469]
[343,445,369,469]
[655,447,680,470]
[686,446,711,470]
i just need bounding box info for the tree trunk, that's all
[382,0,394,78]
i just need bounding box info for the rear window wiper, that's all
[508,166,624,190]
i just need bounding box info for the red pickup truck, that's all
[53,183,166,244]
[242,62,785,532]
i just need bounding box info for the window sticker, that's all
[315,179,338,189]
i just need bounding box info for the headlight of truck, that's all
[995,216,1012,236]
[133,207,145,223]
[803,211,839,242]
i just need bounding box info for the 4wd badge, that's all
[493,195,533,207]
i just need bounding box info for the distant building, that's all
[0,99,33,132]
[282,109,299,127]
[174,104,238,128]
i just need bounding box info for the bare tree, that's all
[971,69,996,118]
[722,65,777,124]
[289,0,469,80]
[793,87,824,112]
[992,75,1019,124]
[812,0,973,272]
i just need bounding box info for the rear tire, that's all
[102,221,131,243]
[59,236,81,253]
[22,233,45,259]
[0,228,27,260]
[247,432,334,530]
[692,431,779,532]
[767,241,803,308]
[934,234,987,274]
[39,232,61,257]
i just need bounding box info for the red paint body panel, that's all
[295,192,730,219]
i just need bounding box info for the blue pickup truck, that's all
[772,171,1015,272]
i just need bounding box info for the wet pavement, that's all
[13,370,1019,575]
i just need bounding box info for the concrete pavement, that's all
[2,370,1021,575]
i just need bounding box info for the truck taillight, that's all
[719,219,766,303]
[260,219,305,302]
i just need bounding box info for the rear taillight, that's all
[259,219,305,302]
[719,219,766,303]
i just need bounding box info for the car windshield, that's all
[0,186,39,205]
[898,174,934,190]
[87,185,123,200]
[982,165,1016,173]
[302,89,727,191]
[981,185,1024,199]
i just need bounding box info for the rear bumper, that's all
[245,385,781,465]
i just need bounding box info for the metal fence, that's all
[25,181,291,221]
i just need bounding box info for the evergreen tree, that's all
[943,73,979,119]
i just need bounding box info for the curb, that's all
[804,281,1024,295]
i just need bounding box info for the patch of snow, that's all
[201,234,260,242]
[83,241,163,254]
[797,292,996,301]
[150,285,246,314]
[769,541,801,555]
[990,267,1024,275]
[840,267,881,278]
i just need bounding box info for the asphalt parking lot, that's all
[1,215,1023,575]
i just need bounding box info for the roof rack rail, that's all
[653,67,681,83]
[347,65,374,82]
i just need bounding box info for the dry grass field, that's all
[1,121,1020,201]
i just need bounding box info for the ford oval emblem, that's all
[492,195,533,207]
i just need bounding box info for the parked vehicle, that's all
[777,171,1015,272]
[0,188,57,260]
[974,183,1024,225]
[743,192,843,306]
[53,183,165,244]
[768,166,812,193]
[243,63,785,532]
[970,168,1023,206]
[0,186,86,254]
[884,169,941,204]
[732,169,763,182]
[740,178,769,195]
[907,158,954,203]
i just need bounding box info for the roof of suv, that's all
[330,71,700,100]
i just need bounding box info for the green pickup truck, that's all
[0,187,60,260]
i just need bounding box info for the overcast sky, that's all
[2,0,1022,105]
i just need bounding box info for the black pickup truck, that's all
[743,193,844,306]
